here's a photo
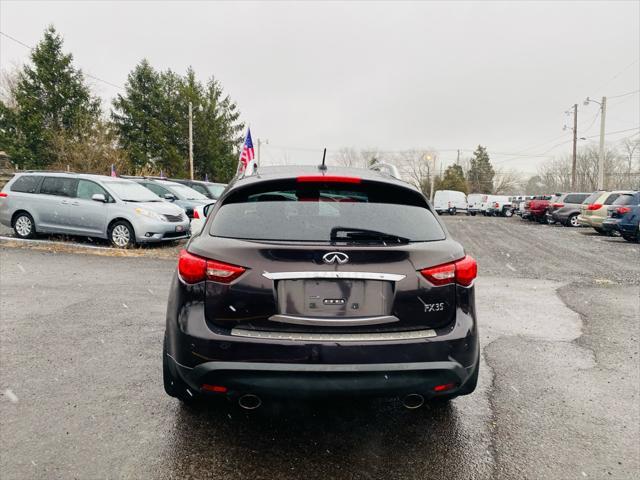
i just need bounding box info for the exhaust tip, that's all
[238,394,262,410]
[402,393,424,410]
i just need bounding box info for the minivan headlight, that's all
[135,208,166,222]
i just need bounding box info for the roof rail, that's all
[20,170,77,174]
[369,162,401,180]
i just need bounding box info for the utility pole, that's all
[428,154,437,202]
[571,103,578,190]
[188,102,194,180]
[597,96,607,190]
[456,149,460,165]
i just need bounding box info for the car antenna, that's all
[318,148,327,171]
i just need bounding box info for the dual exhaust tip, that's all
[237,393,425,410]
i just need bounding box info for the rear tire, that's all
[622,234,639,243]
[567,214,580,227]
[12,212,36,239]
[594,227,606,235]
[108,220,135,248]
[470,212,476,217]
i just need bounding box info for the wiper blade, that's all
[330,226,410,244]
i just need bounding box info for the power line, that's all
[590,57,640,95]
[609,89,640,99]
[0,30,123,91]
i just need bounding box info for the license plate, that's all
[175,225,184,232]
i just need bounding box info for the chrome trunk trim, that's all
[261,271,406,281]
[268,314,399,327]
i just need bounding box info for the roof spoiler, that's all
[369,162,401,180]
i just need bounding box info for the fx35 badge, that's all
[418,298,445,312]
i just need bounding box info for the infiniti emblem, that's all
[322,252,349,265]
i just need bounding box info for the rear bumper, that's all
[168,356,476,398]
[601,218,621,232]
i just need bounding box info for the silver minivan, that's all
[0,172,191,248]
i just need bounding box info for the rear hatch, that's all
[189,176,465,334]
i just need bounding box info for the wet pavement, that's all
[1,216,638,479]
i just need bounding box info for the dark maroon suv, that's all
[163,166,479,410]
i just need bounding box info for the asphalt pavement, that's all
[1,216,638,479]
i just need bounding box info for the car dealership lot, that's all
[1,216,638,480]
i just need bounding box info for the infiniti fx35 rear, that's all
[163,166,479,408]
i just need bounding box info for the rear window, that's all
[40,177,77,197]
[583,192,601,204]
[612,194,637,206]
[10,175,42,193]
[210,181,445,243]
[603,193,621,205]
[564,193,589,204]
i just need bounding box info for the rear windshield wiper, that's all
[330,226,411,245]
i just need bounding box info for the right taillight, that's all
[178,249,246,284]
[587,203,602,211]
[420,255,477,287]
[193,209,200,219]
[552,203,564,208]
[617,206,631,215]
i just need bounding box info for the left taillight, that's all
[616,206,631,215]
[0,192,8,198]
[420,255,477,287]
[178,249,246,284]
[193,209,200,219]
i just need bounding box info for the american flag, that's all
[110,164,117,177]
[238,128,255,174]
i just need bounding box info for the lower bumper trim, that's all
[230,327,437,342]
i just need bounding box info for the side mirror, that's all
[91,193,107,203]
[164,193,176,201]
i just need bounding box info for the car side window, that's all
[604,193,620,204]
[77,180,110,201]
[40,177,77,197]
[145,183,170,197]
[10,175,42,193]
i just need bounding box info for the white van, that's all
[467,194,484,216]
[433,190,468,215]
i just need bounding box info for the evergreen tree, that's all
[435,164,467,193]
[0,26,100,168]
[467,145,495,193]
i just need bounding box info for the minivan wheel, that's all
[568,214,580,227]
[109,220,135,248]
[13,212,36,239]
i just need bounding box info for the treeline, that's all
[0,26,244,182]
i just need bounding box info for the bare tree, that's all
[0,66,20,109]
[492,169,522,194]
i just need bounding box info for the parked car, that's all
[131,178,210,218]
[486,195,513,217]
[516,196,533,217]
[578,190,634,234]
[190,202,215,235]
[0,172,190,247]
[163,165,479,409]
[547,192,591,227]
[524,195,553,222]
[169,179,227,200]
[601,192,640,239]
[467,193,484,216]
[616,201,640,243]
[433,190,468,215]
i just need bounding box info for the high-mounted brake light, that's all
[296,175,361,184]
[587,203,602,211]
[178,250,246,284]
[420,255,477,287]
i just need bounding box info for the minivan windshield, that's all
[103,180,162,202]
[210,185,445,243]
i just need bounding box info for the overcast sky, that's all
[1,0,639,175]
